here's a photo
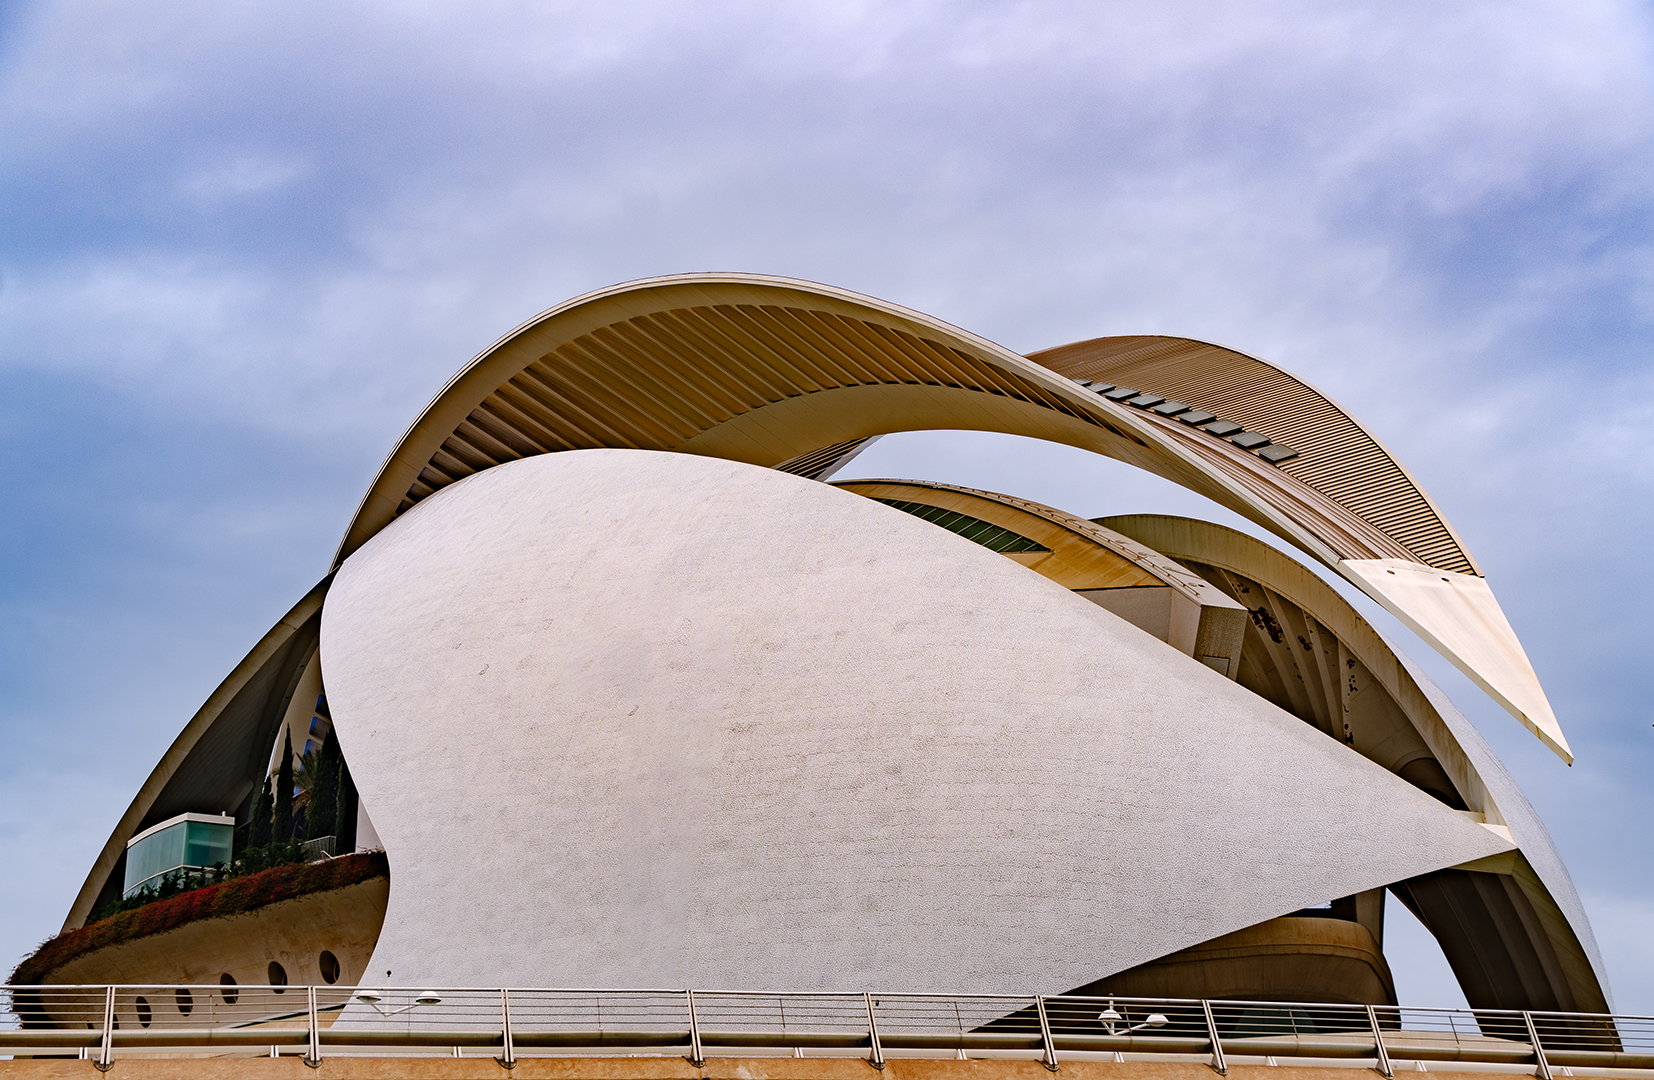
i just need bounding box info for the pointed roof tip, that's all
[1339,558,1572,764]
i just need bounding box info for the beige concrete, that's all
[29,878,389,1029]
[832,480,1245,678]
[1078,916,1395,1005]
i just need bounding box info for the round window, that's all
[268,961,288,991]
[219,973,238,1005]
[176,987,193,1015]
[135,996,151,1028]
[319,950,340,984]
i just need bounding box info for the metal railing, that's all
[296,835,336,861]
[4,985,1651,1073]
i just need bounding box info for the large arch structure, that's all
[45,273,1597,1016]
[334,273,1567,761]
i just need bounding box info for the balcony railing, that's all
[3,986,1648,1074]
[296,835,335,862]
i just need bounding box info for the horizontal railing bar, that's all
[7,985,1653,1074]
[1,1026,1632,1066]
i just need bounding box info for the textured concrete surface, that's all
[320,449,1512,994]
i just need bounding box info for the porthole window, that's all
[219,973,238,1005]
[269,960,288,991]
[319,950,340,984]
[176,987,193,1015]
[136,996,151,1028]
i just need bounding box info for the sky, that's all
[1,0,1650,1013]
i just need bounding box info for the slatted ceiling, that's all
[705,307,815,396]
[606,319,726,414]
[393,303,1139,515]
[476,394,568,454]
[469,403,549,458]
[510,367,615,446]
[548,342,676,444]
[813,310,904,384]
[696,309,800,398]
[654,312,767,400]
[774,439,874,479]
[1031,336,1477,575]
[743,306,846,388]
[562,337,698,440]
[790,309,879,385]
[453,418,522,464]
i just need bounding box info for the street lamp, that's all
[353,990,444,1017]
[1098,1004,1168,1036]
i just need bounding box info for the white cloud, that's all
[180,153,310,203]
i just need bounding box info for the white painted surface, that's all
[322,449,1513,993]
[1342,558,1570,762]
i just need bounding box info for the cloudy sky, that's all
[2,0,1650,1011]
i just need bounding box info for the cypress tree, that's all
[306,732,340,842]
[249,777,274,848]
[274,732,295,842]
[336,758,359,853]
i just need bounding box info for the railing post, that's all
[1523,1012,1553,1080]
[95,985,115,1072]
[1202,999,1227,1076]
[686,989,706,1068]
[1035,995,1059,1071]
[1367,1005,1393,1079]
[497,988,516,1069]
[304,984,322,1067]
[864,992,886,1070]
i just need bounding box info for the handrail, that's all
[3,986,1647,1071]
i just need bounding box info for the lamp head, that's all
[415,992,444,1006]
[1099,1007,1122,1022]
[354,991,382,1004]
[1145,1014,1169,1027]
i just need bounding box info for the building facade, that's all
[15,274,1607,1020]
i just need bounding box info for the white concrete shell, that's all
[320,449,1512,993]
